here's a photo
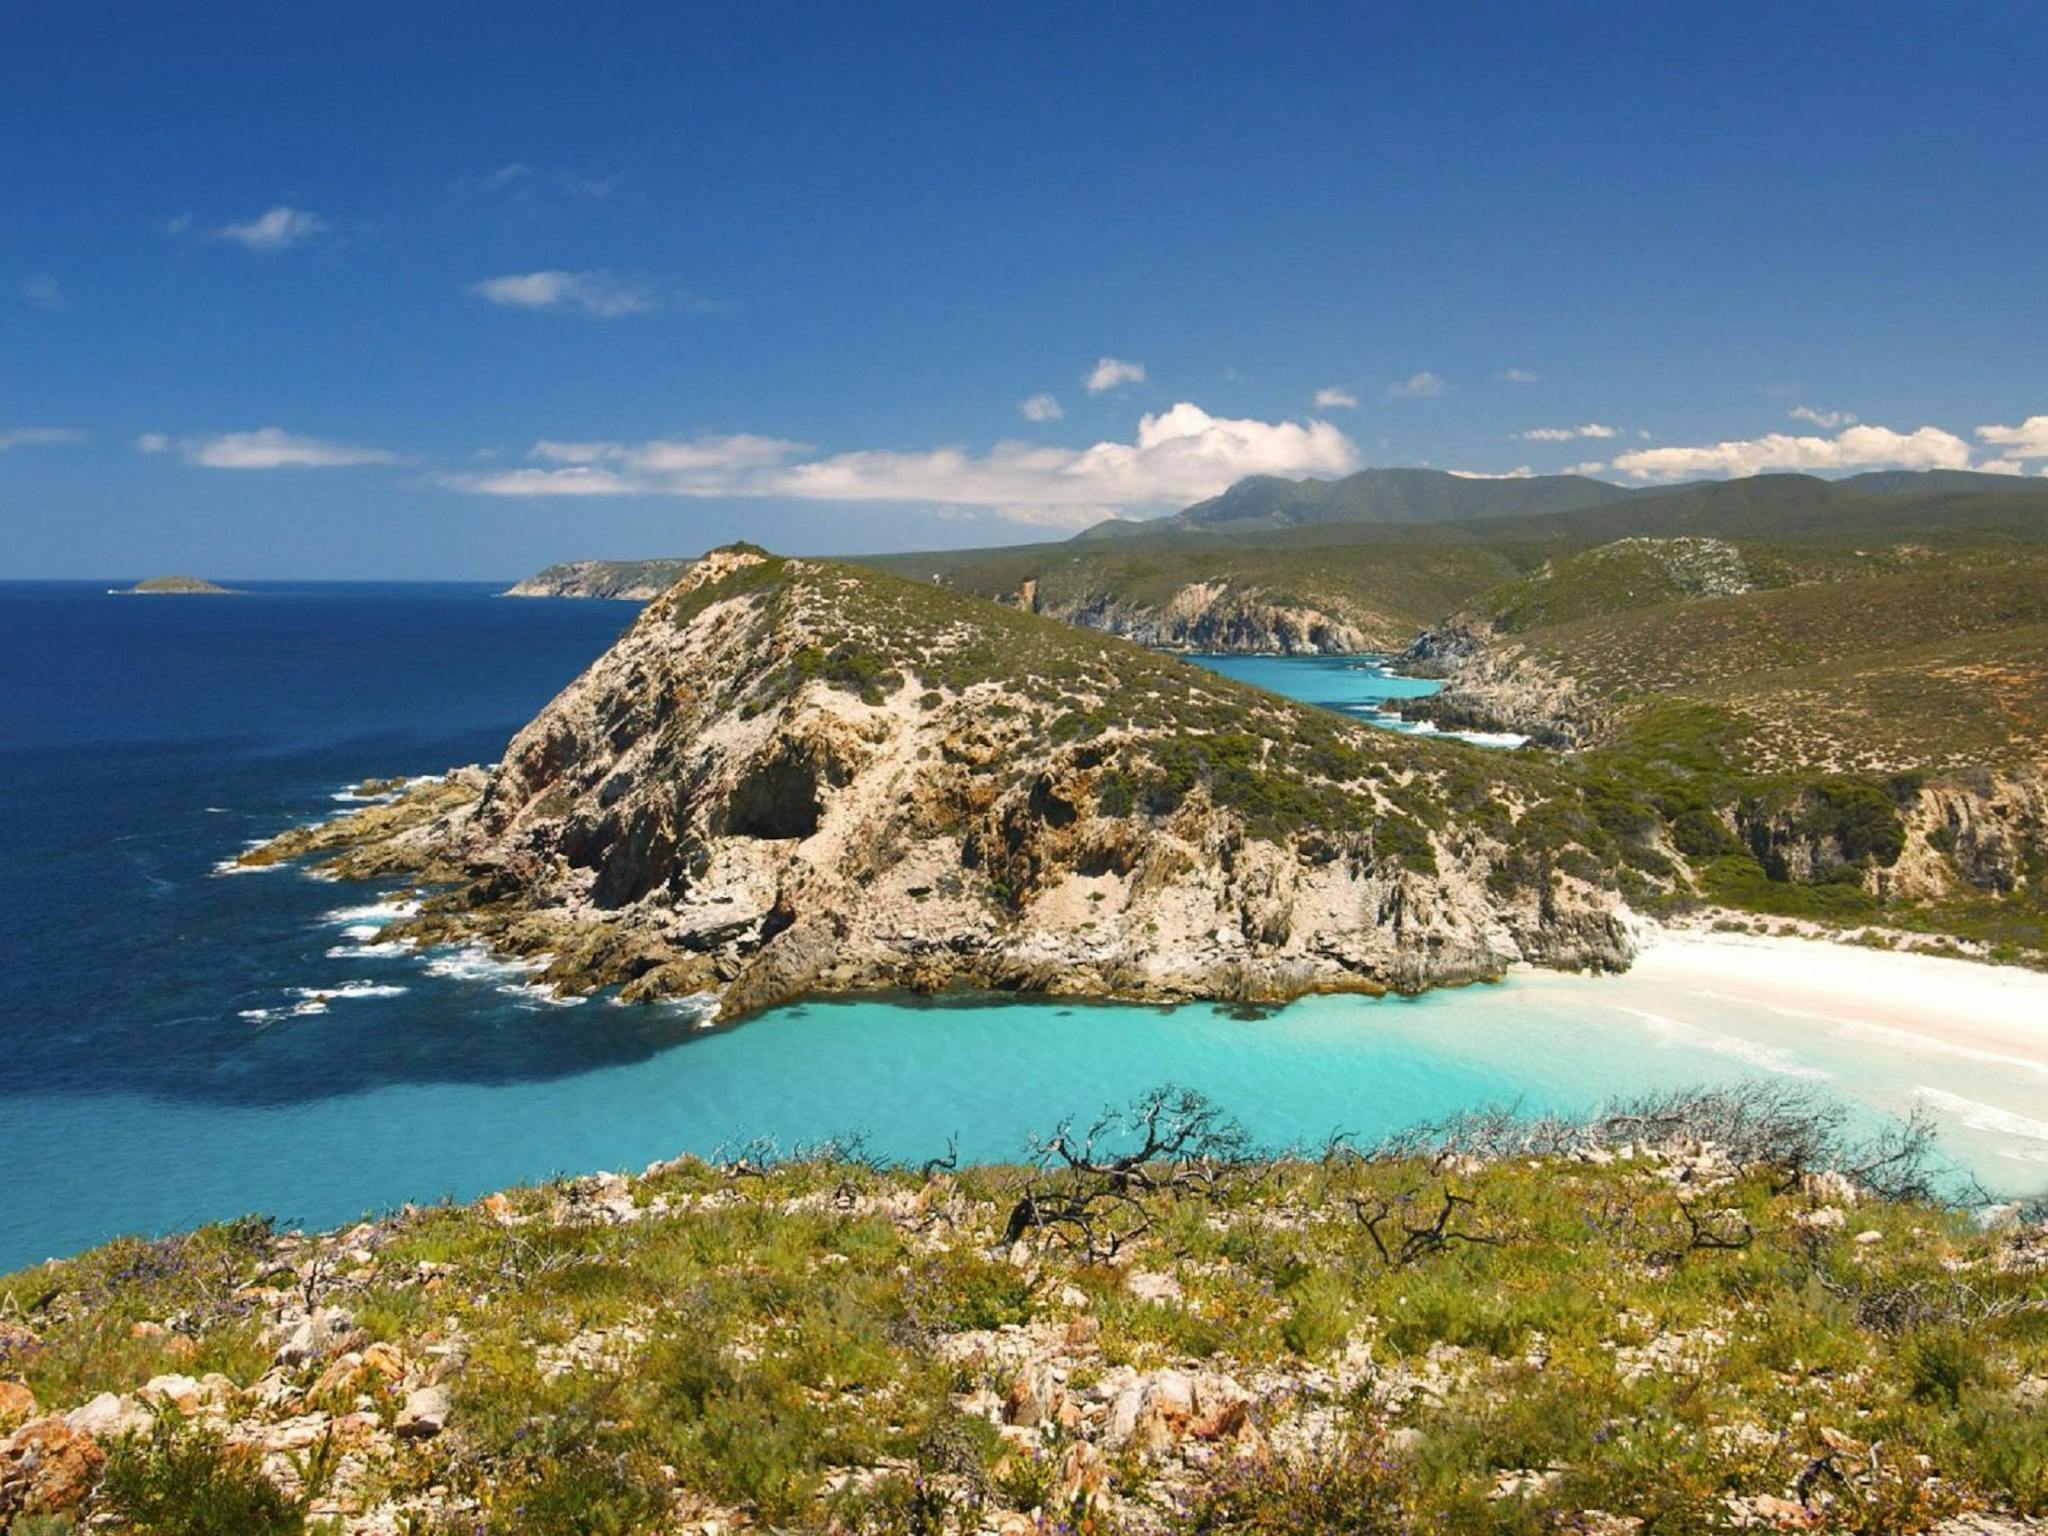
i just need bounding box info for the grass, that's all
[5,1088,2044,1533]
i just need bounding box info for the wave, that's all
[1613,1005,1832,1080]
[320,898,421,926]
[1913,1087,2048,1145]
[325,939,414,959]
[422,942,548,984]
[497,979,589,1008]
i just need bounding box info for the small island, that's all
[117,574,236,595]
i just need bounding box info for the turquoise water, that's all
[1184,651,1524,746]
[3,584,2042,1272]
[11,961,2045,1269]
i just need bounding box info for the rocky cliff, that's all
[1386,540,2048,949]
[503,559,694,600]
[1013,579,1375,654]
[249,547,1638,1017]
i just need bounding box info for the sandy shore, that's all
[1626,923,2048,1083]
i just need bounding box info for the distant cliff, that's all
[1014,579,1377,655]
[503,559,692,600]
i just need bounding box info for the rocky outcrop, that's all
[249,548,1639,1017]
[1395,623,1600,748]
[1885,769,2048,904]
[1015,579,1377,655]
[503,559,693,600]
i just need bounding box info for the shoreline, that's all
[1618,921,2048,1081]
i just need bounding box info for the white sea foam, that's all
[211,856,283,876]
[497,980,588,1008]
[325,939,414,959]
[291,981,409,1003]
[1613,1005,1831,1080]
[320,898,421,925]
[422,943,547,983]
[1913,1088,2048,1144]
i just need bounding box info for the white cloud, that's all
[1314,386,1359,409]
[1019,394,1064,422]
[1448,465,1534,480]
[1085,357,1145,393]
[1517,423,1619,442]
[215,206,328,252]
[19,274,64,311]
[0,426,84,452]
[1385,371,1446,399]
[1976,415,2048,459]
[1499,368,1540,384]
[1565,461,1609,476]
[471,270,654,317]
[476,163,619,199]
[146,428,397,469]
[1610,422,1974,481]
[1789,405,1858,429]
[1978,459,2025,476]
[449,402,1358,520]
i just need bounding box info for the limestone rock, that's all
[396,1384,452,1440]
[1,1416,106,1516]
[0,1381,35,1432]
[65,1391,153,1439]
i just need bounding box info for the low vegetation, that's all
[3,1087,2043,1534]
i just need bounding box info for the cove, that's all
[7,942,2045,1271]
[5,582,2043,1275]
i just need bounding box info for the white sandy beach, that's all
[1627,925,2048,1075]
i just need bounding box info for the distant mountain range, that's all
[1075,466,2039,541]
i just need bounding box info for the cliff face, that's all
[503,559,693,600]
[1014,579,1377,655]
[1389,541,2048,944]
[258,549,1638,1017]
[1398,623,1601,749]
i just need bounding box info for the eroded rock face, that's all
[249,550,1639,1017]
[1399,623,1600,748]
[1020,579,1381,655]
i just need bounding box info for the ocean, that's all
[2,582,2041,1272]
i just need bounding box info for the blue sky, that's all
[5,1,2046,578]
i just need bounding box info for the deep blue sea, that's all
[3,584,2042,1272]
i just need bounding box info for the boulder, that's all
[274,1307,356,1367]
[395,1383,452,1440]
[65,1391,153,1439]
[0,1381,35,1433]
[0,1415,107,1517]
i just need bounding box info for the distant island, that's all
[116,574,236,595]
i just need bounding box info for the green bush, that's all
[98,1414,309,1536]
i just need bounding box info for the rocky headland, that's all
[245,546,1638,1018]
[502,559,694,600]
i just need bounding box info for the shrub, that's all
[98,1414,309,1536]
